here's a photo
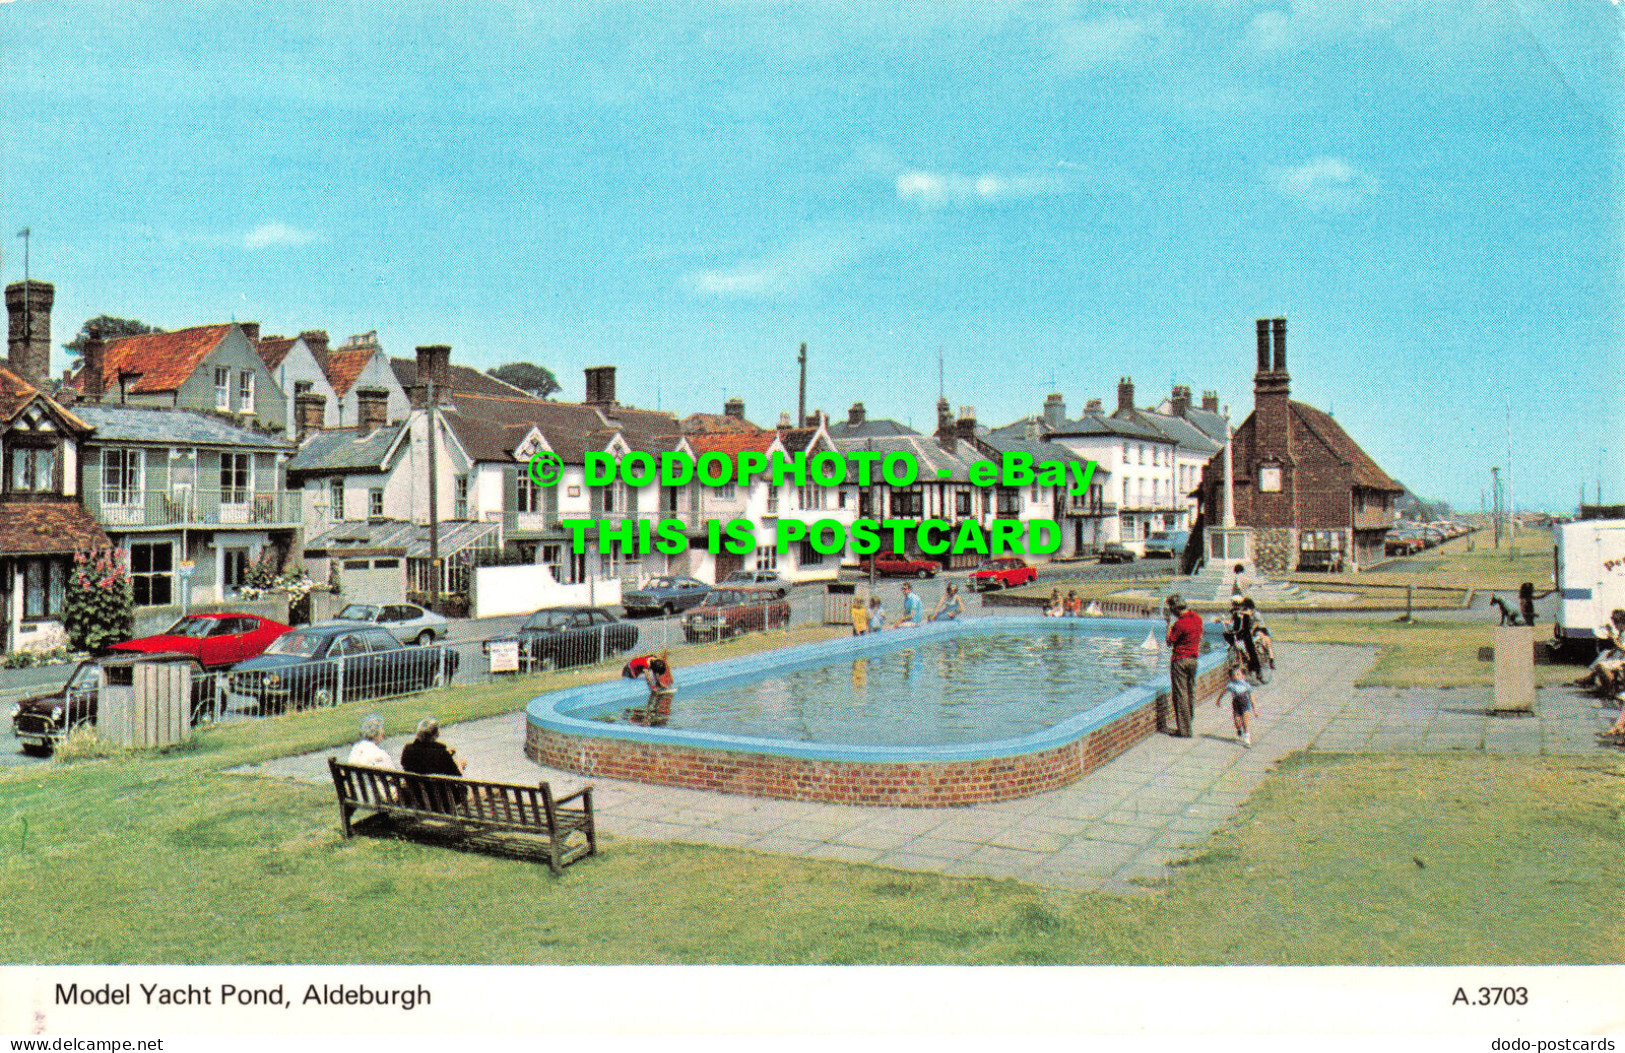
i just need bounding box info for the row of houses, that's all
[1,276,1403,651]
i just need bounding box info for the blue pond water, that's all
[618,627,1179,747]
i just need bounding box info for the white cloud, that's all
[683,232,864,299]
[896,169,1066,209]
[1270,156,1377,211]
[243,222,317,249]
[1247,10,1292,51]
[1052,13,1174,70]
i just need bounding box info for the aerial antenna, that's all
[938,346,944,400]
[797,342,807,427]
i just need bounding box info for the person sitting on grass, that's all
[1214,663,1256,747]
[1064,590,1083,617]
[1045,588,1064,617]
[892,582,925,628]
[347,714,395,770]
[928,583,964,622]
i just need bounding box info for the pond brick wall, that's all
[525,662,1228,808]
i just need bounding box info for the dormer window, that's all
[8,444,57,493]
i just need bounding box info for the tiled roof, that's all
[1121,409,1223,455]
[830,433,993,484]
[1037,411,1170,443]
[1289,401,1404,492]
[776,426,824,455]
[0,501,112,555]
[980,434,1091,464]
[0,365,92,432]
[322,347,375,397]
[74,324,233,396]
[826,418,919,438]
[255,335,298,370]
[437,391,680,464]
[75,405,294,450]
[682,412,763,434]
[286,424,406,474]
[687,431,779,457]
[390,357,533,400]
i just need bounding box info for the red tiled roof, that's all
[323,347,375,397]
[686,430,779,457]
[255,335,297,370]
[1290,401,1404,492]
[71,324,233,396]
[682,412,763,434]
[0,365,91,432]
[0,501,112,555]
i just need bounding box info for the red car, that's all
[108,613,291,670]
[969,557,1038,591]
[856,554,942,579]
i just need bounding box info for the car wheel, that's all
[311,686,334,709]
[415,630,434,647]
[663,603,675,616]
[916,569,929,579]
[21,742,51,758]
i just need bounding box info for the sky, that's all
[1,0,1620,513]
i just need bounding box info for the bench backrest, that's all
[328,759,561,829]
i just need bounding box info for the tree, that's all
[63,316,161,370]
[488,362,560,399]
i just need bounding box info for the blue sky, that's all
[2,0,1619,512]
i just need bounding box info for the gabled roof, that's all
[829,433,994,484]
[1119,409,1223,455]
[687,430,780,457]
[286,424,407,474]
[992,410,1171,444]
[75,405,294,450]
[1176,405,1228,445]
[0,365,92,432]
[255,335,299,370]
[390,357,534,400]
[74,324,234,396]
[682,411,763,434]
[826,417,919,438]
[979,434,1091,464]
[1288,400,1404,492]
[323,347,376,397]
[432,393,681,465]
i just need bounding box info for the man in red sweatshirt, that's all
[1164,594,1203,738]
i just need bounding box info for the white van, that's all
[1554,520,1625,652]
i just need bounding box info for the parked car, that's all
[1384,530,1425,556]
[108,612,290,670]
[315,602,449,645]
[682,587,792,642]
[511,606,639,670]
[620,575,714,617]
[1097,542,1136,564]
[720,569,790,597]
[856,554,942,578]
[10,653,217,755]
[1142,530,1190,559]
[229,625,458,713]
[968,557,1038,591]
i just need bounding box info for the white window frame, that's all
[754,545,777,571]
[214,367,231,411]
[238,370,255,413]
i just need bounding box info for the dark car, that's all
[720,569,790,597]
[229,625,458,713]
[1143,530,1190,559]
[620,575,713,618]
[968,557,1039,591]
[511,606,639,671]
[856,554,942,579]
[10,653,218,754]
[682,587,791,642]
[1097,542,1136,564]
[108,612,290,670]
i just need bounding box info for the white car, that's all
[720,569,789,597]
[316,602,450,646]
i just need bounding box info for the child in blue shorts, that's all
[1214,663,1256,746]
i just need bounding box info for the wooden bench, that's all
[327,759,597,873]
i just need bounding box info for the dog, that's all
[1489,596,1520,626]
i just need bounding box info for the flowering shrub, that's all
[237,560,330,624]
[64,548,134,652]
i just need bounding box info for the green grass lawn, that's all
[1327,528,1557,592]
[1269,615,1579,688]
[2,695,1620,963]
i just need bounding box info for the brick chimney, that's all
[1170,385,1191,418]
[1085,398,1103,414]
[239,322,260,345]
[6,280,53,386]
[1043,393,1066,430]
[1116,377,1134,414]
[1251,317,1293,514]
[1271,317,1287,374]
[1257,318,1271,374]
[584,365,616,408]
[846,402,865,427]
[1201,390,1219,413]
[356,386,389,431]
[936,396,953,434]
[724,397,746,421]
[955,405,978,445]
[415,344,451,401]
[295,392,327,442]
[82,324,105,403]
[300,329,330,358]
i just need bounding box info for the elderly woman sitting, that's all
[347,714,395,769]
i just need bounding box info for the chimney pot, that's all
[724,397,745,421]
[1116,377,1135,414]
[847,401,866,426]
[415,345,452,399]
[300,329,330,358]
[584,365,617,407]
[295,391,327,442]
[1256,319,1271,374]
[6,280,54,386]
[356,386,389,431]
[1271,317,1287,373]
[1043,392,1066,429]
[1085,398,1102,414]
[1170,385,1191,418]
[1201,390,1219,413]
[955,405,977,445]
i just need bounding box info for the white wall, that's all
[473,564,623,618]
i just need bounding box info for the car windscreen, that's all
[646,577,674,589]
[523,611,570,630]
[263,632,323,657]
[1148,532,1169,542]
[337,604,379,621]
[162,617,215,638]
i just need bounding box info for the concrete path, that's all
[234,641,1623,895]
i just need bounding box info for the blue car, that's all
[620,575,714,618]
[1143,530,1190,559]
[230,624,459,713]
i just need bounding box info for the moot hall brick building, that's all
[1197,318,1403,573]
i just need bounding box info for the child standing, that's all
[1214,664,1256,746]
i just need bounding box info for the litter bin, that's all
[97,652,201,748]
